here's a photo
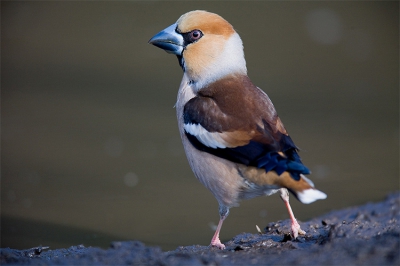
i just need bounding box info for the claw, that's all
[291,220,306,239]
[210,214,227,250]
[210,239,226,250]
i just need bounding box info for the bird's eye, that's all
[182,29,203,45]
[189,30,203,41]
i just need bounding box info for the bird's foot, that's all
[210,239,225,250]
[291,221,306,239]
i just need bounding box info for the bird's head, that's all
[149,10,247,91]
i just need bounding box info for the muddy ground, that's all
[1,192,399,265]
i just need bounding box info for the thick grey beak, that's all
[148,23,184,55]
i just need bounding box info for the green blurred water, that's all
[1,1,398,251]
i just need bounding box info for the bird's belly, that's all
[238,182,280,201]
[181,133,245,208]
[180,132,281,206]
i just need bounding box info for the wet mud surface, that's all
[2,192,399,265]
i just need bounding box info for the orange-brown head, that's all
[149,10,247,91]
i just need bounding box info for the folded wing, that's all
[183,74,310,180]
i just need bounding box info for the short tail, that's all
[295,174,327,203]
[296,188,327,204]
[237,165,327,204]
[279,173,327,204]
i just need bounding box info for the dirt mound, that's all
[1,192,399,265]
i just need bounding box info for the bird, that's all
[149,10,327,249]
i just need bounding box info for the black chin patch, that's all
[177,55,185,71]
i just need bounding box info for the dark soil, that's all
[1,192,399,265]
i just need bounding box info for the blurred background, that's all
[1,1,398,251]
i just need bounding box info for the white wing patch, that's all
[184,123,232,149]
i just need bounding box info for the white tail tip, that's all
[297,188,327,204]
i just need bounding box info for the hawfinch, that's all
[149,10,327,249]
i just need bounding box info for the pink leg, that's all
[210,215,226,249]
[280,188,306,238]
